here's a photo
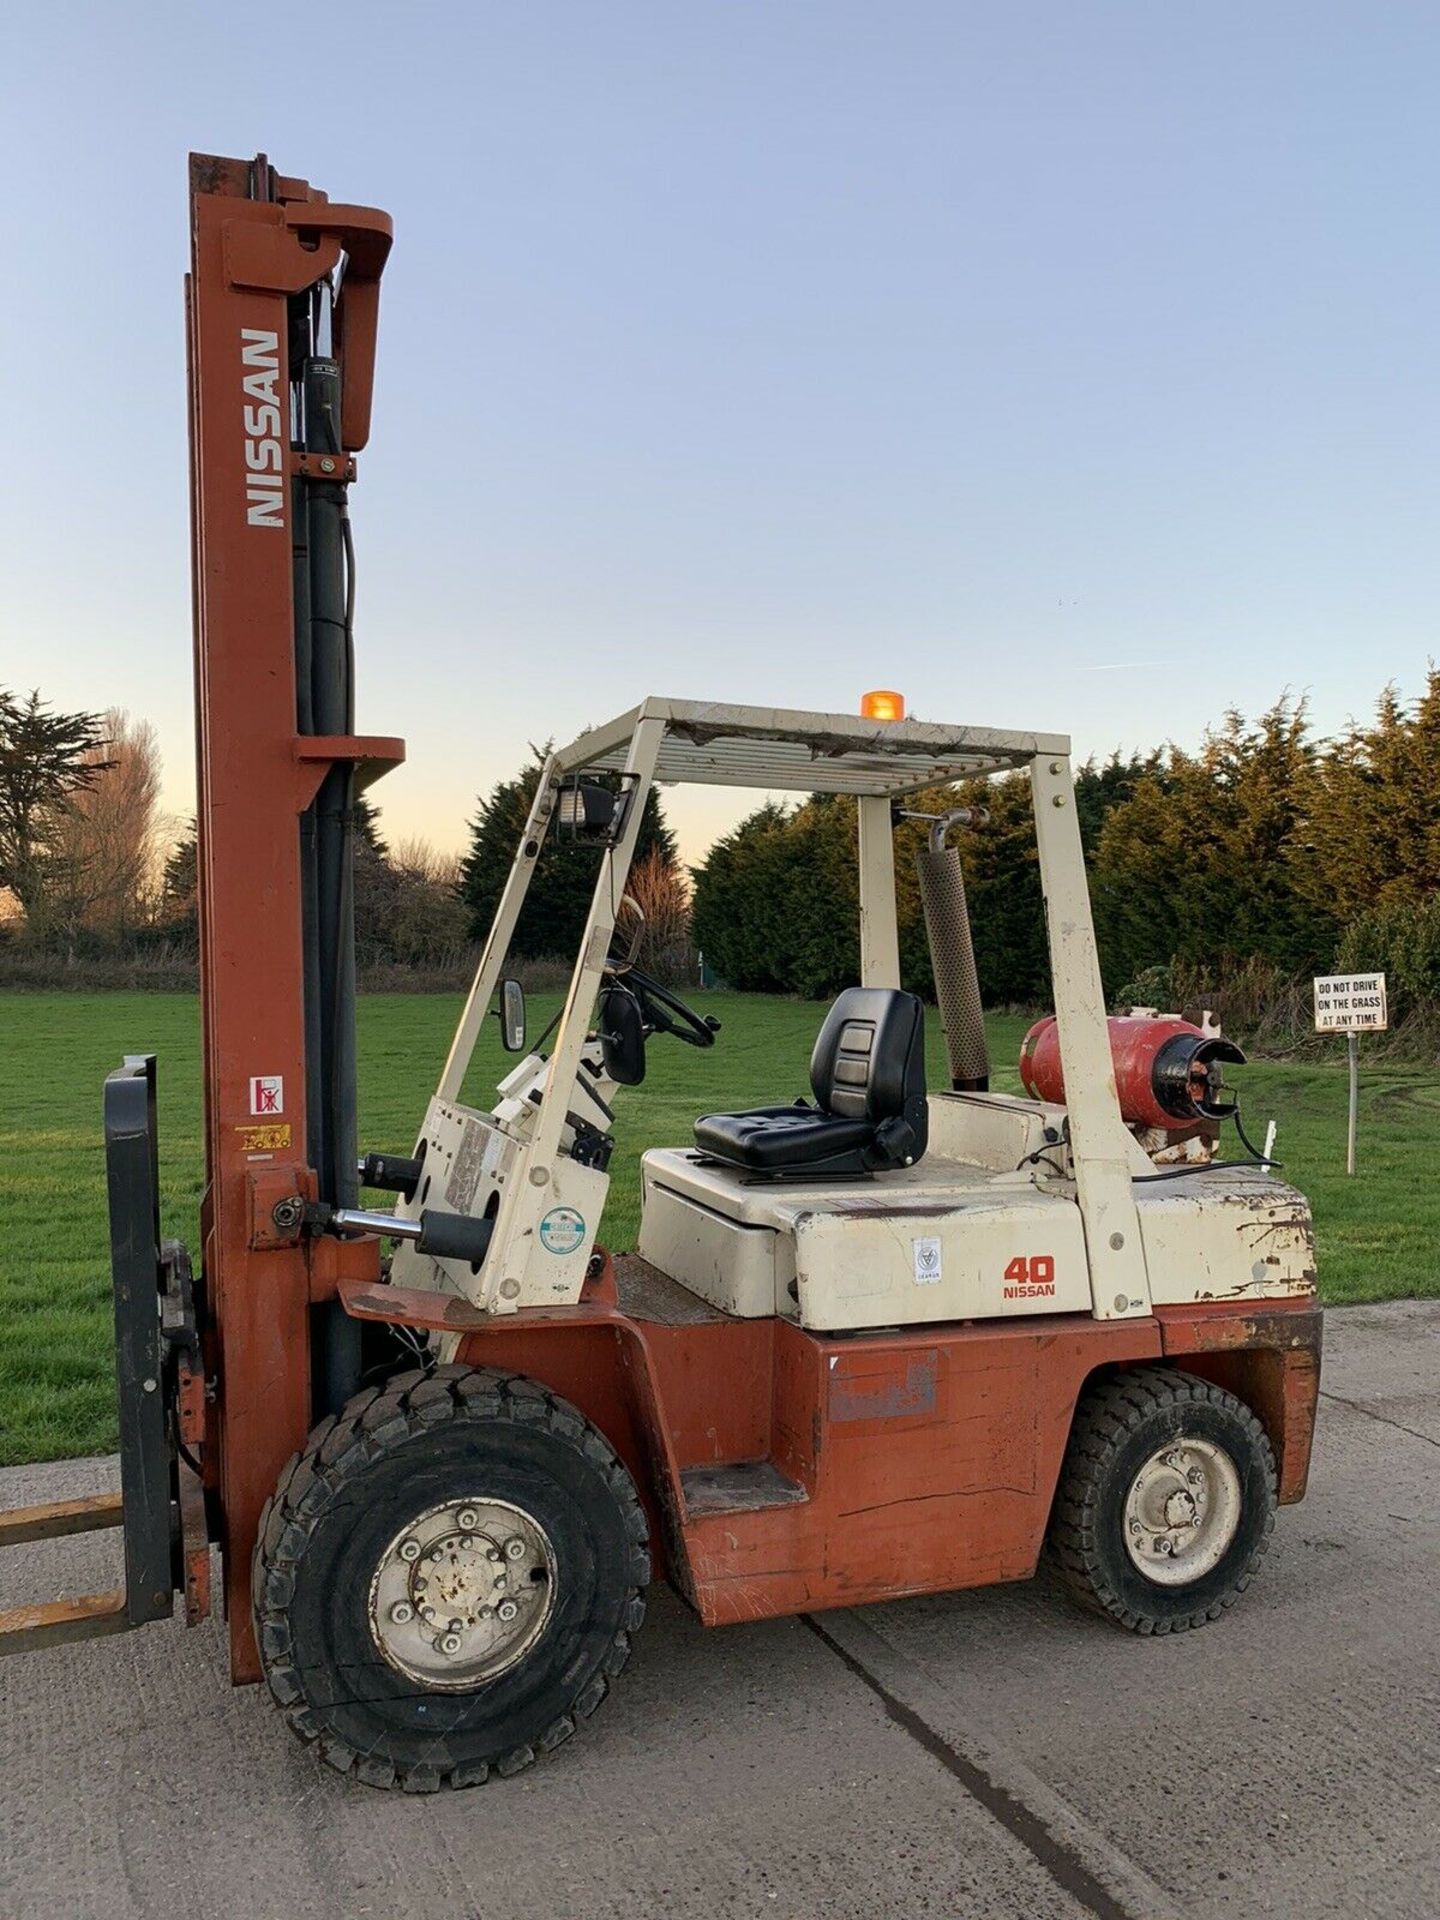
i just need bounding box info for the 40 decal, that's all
[1003,1255,1056,1299]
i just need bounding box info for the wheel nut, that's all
[438,1633,463,1656]
[504,1537,526,1561]
[486,1547,501,1562]
[420,1605,437,1622]
[399,1539,421,1562]
[456,1509,479,1531]
[493,1572,507,1589]
[497,1600,518,1623]
[448,1618,464,1633]
[390,1601,414,1625]
[459,1535,475,1550]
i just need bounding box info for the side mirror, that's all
[499,978,527,1053]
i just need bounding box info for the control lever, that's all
[356,1150,424,1201]
[316,1203,495,1268]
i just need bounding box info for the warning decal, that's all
[249,1075,284,1116]
[539,1207,586,1255]
[912,1236,942,1285]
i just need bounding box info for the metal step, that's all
[681,1461,809,1518]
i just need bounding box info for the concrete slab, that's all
[1,1301,1436,1920]
[0,1459,1086,1920]
[846,1300,1440,1920]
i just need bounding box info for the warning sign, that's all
[249,1074,285,1115]
[1313,974,1387,1034]
[912,1236,942,1285]
[539,1207,586,1255]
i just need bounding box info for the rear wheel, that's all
[1049,1366,1276,1633]
[253,1365,649,1790]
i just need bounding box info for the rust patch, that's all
[338,1280,495,1330]
[179,1457,212,1627]
[1157,1299,1322,1351]
[830,1351,939,1423]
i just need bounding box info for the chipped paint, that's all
[829,1352,939,1423]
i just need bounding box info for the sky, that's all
[1,3,1436,865]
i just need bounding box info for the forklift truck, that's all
[0,155,1321,1794]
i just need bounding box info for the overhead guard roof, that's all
[552,697,1068,796]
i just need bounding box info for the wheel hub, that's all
[368,1498,555,1690]
[1122,1436,1241,1586]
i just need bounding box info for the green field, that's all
[1,990,1434,1466]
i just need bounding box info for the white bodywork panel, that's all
[639,1092,1316,1331]
[640,1146,1092,1329]
[1131,1174,1316,1304]
[926,1089,1078,1171]
[390,1069,612,1309]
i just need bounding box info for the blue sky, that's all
[1,3,1436,861]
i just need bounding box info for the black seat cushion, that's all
[691,1104,878,1174]
[694,987,928,1177]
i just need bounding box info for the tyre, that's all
[253,1364,650,1790]
[1049,1365,1276,1634]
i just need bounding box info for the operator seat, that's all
[693,987,928,1177]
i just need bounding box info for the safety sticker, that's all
[249,1074,284,1116]
[912,1236,942,1284]
[237,1123,291,1152]
[539,1207,586,1255]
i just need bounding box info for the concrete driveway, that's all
[2,1299,1436,1920]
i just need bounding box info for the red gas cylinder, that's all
[1019,1014,1244,1131]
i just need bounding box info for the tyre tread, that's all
[1049,1365,1276,1635]
[253,1365,649,1791]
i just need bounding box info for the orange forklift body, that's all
[341,1267,1320,1628]
[186,154,401,1678]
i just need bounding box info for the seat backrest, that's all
[810,987,925,1122]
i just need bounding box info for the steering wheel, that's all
[627,965,720,1050]
[606,895,646,970]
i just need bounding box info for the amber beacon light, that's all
[860,689,906,722]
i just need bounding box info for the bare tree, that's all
[390,834,463,889]
[355,830,470,970]
[47,710,163,938]
[627,847,694,984]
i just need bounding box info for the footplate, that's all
[0,1055,210,1655]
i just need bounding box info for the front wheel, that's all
[253,1365,649,1790]
[1049,1366,1276,1634]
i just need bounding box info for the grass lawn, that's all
[1,989,1433,1465]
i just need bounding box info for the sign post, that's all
[1313,972,1387,1175]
